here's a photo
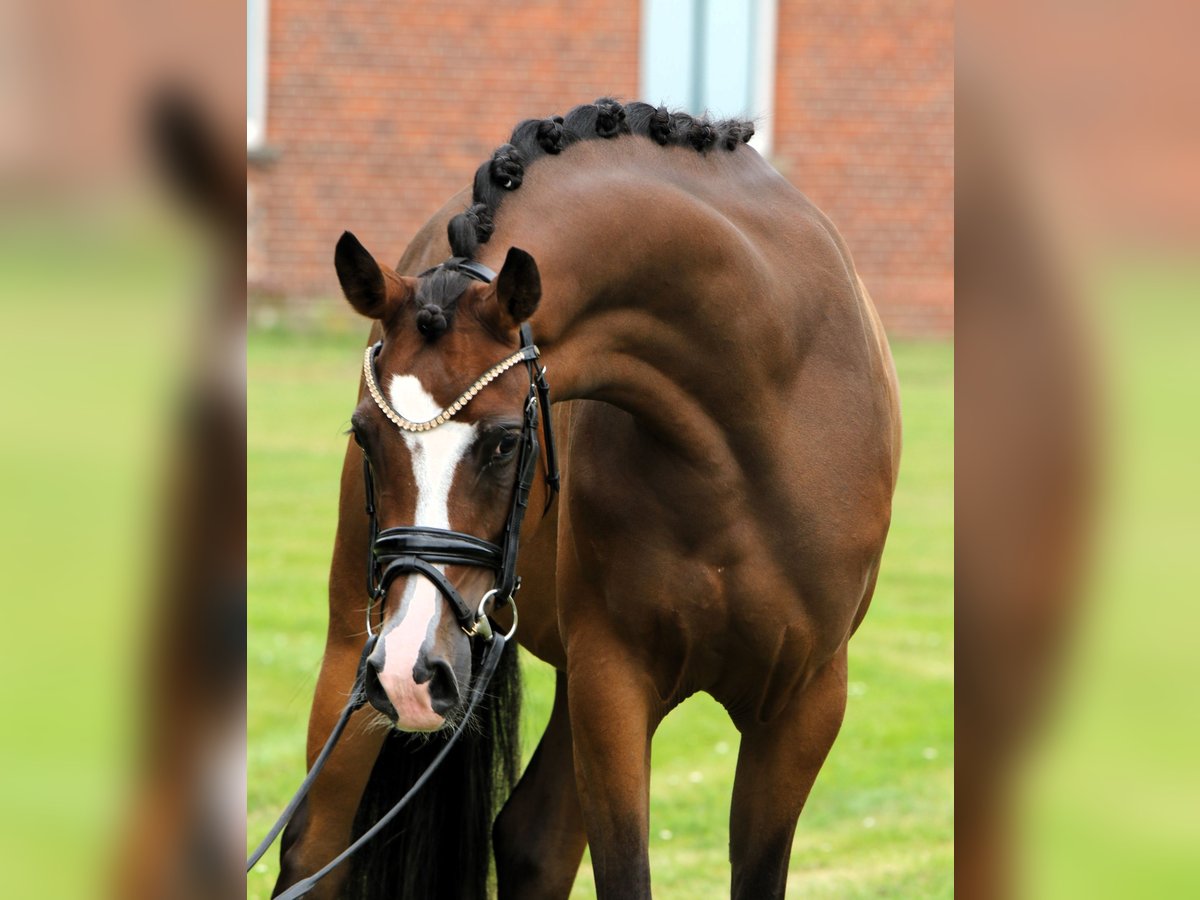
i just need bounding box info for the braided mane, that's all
[449,98,754,259]
[414,98,755,339]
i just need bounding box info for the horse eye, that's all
[493,433,519,458]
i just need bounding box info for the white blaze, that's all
[377,374,476,729]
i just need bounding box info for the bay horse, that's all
[271,98,900,899]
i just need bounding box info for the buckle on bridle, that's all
[462,587,519,641]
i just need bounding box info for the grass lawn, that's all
[247,328,953,898]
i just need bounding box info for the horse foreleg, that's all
[566,642,662,899]
[493,669,587,900]
[272,633,386,899]
[728,648,849,900]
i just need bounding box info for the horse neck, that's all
[477,147,814,467]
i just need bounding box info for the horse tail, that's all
[342,641,522,900]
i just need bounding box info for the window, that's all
[247,0,269,149]
[640,0,777,155]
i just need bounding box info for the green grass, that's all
[1014,262,1200,899]
[247,328,953,898]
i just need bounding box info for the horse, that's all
[270,97,901,899]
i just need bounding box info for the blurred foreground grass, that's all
[1016,263,1200,898]
[246,328,953,898]
[0,208,199,898]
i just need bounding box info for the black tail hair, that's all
[341,641,522,900]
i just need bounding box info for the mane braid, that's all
[444,97,756,260]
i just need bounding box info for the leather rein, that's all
[248,258,559,896]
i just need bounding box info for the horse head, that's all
[335,231,545,731]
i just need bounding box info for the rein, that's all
[247,258,559,894]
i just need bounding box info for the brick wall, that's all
[249,0,638,305]
[774,0,954,335]
[250,0,953,336]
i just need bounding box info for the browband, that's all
[363,342,539,433]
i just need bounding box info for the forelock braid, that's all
[413,268,469,340]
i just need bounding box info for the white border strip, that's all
[750,0,778,157]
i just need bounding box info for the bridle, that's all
[361,317,558,642]
[247,257,559,896]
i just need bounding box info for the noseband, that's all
[248,258,560,895]
[360,315,559,642]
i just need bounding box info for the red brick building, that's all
[248,1,952,335]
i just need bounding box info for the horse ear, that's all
[496,246,541,324]
[335,231,399,319]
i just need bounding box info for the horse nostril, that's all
[417,656,460,716]
[364,652,398,721]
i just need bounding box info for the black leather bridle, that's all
[363,320,558,642]
[248,258,559,896]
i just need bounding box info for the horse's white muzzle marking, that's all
[372,374,477,729]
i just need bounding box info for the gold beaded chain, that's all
[363,344,533,433]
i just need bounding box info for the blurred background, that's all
[957,1,1200,897]
[0,1,245,898]
[247,0,952,337]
